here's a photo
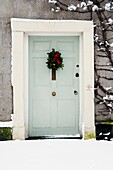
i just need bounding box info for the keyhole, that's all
[75,73,79,77]
[74,90,78,95]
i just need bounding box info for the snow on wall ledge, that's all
[0,121,13,128]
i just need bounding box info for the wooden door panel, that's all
[33,41,51,52]
[29,36,79,137]
[33,59,50,86]
[32,100,51,128]
[58,60,74,86]
[57,100,76,127]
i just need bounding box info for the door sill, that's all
[26,134,82,140]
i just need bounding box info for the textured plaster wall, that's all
[0,4,12,121]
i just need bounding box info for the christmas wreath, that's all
[46,49,64,70]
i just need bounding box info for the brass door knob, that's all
[52,91,56,96]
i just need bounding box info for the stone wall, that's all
[0,0,113,123]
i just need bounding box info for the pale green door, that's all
[28,36,79,137]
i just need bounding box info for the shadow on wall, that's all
[96,124,113,141]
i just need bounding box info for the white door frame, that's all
[11,18,95,139]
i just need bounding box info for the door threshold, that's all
[27,134,82,140]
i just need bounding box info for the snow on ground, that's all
[0,139,113,170]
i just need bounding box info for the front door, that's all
[28,36,80,137]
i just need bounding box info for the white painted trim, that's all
[11,18,94,139]
[24,34,28,139]
[79,35,83,137]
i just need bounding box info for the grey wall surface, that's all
[0,0,113,123]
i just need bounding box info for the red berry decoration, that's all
[46,49,64,70]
